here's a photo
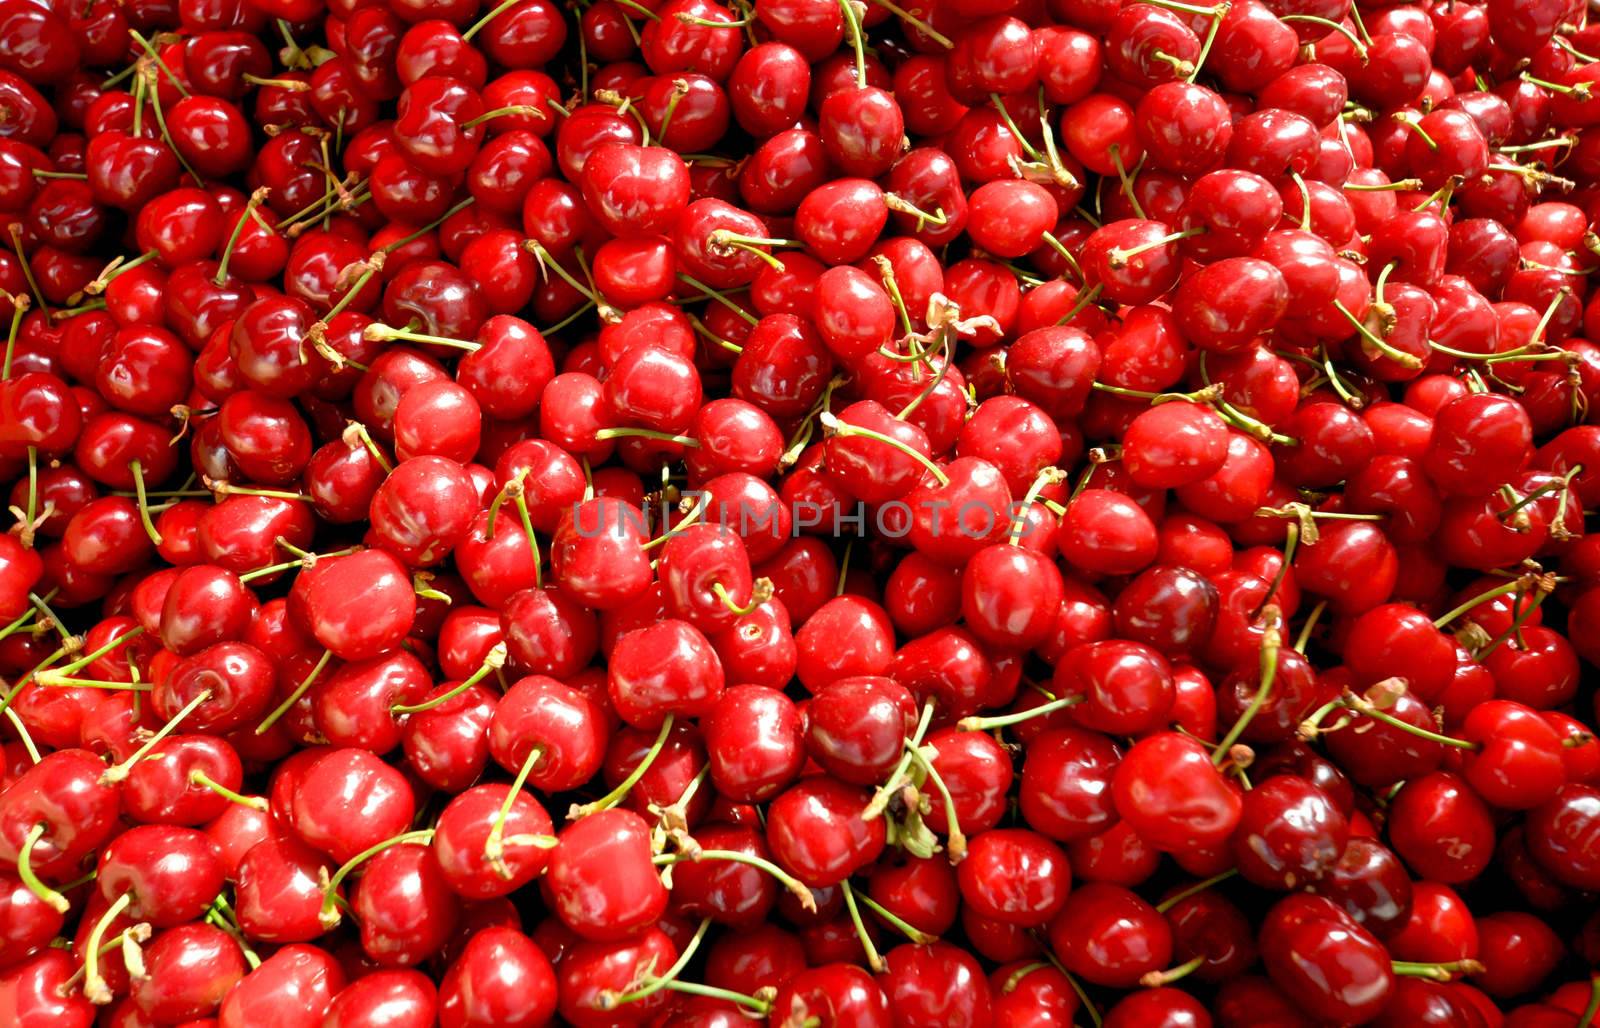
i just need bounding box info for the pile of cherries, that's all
[7,0,1600,1020]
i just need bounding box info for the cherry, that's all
[1260,893,1395,1024]
[1526,784,1600,891]
[235,836,335,943]
[766,777,886,887]
[350,839,460,966]
[323,970,438,1028]
[438,926,557,1028]
[1048,882,1172,989]
[124,922,243,1019]
[218,944,345,1028]
[1113,731,1242,857]
[290,748,416,865]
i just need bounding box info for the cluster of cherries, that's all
[4,0,1600,1020]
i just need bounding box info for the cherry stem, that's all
[819,411,949,486]
[1108,144,1147,220]
[1330,300,1423,368]
[1028,944,1102,1028]
[602,920,713,1009]
[1498,476,1568,521]
[463,104,545,128]
[1007,467,1067,545]
[343,422,393,473]
[394,643,506,716]
[49,626,144,679]
[16,823,70,914]
[5,708,38,764]
[643,493,709,551]
[1340,688,1476,749]
[32,672,149,691]
[896,338,953,419]
[1579,974,1600,1028]
[512,491,544,590]
[102,688,212,783]
[127,30,190,97]
[959,693,1082,732]
[1394,111,1438,149]
[677,273,757,324]
[1278,14,1365,54]
[853,889,936,944]
[15,444,37,546]
[1141,954,1205,987]
[189,769,267,810]
[1140,0,1225,15]
[1091,380,1222,405]
[61,923,149,995]
[0,645,69,726]
[1524,73,1590,99]
[254,650,333,735]
[1294,599,1326,654]
[827,879,884,972]
[83,891,133,1003]
[320,829,436,929]
[213,188,271,287]
[1487,162,1575,189]
[126,460,164,547]
[7,225,47,316]
[655,848,816,913]
[1054,282,1105,327]
[569,715,675,820]
[1476,588,1549,661]
[713,579,772,617]
[836,0,867,88]
[382,197,477,256]
[1188,0,1229,80]
[865,0,951,46]
[1212,609,1282,764]
[317,257,385,329]
[1154,869,1238,913]
[461,0,520,39]
[610,0,659,18]
[484,743,555,878]
[864,701,937,819]
[883,193,950,233]
[1433,578,1524,628]
[204,897,259,969]
[483,470,526,541]
[29,592,71,646]
[143,70,204,188]
[362,323,479,350]
[1151,49,1195,77]
[1391,960,1484,981]
[1107,227,1203,267]
[205,479,310,502]
[1,290,26,380]
[990,95,1043,161]
[656,78,693,140]
[688,312,742,354]
[1343,177,1423,191]
[1252,522,1297,620]
[0,606,37,644]
[79,251,158,301]
[906,742,967,861]
[593,426,701,447]
[1531,287,1572,350]
[241,73,308,91]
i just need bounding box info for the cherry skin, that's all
[546,808,667,942]
[1048,883,1173,989]
[1112,731,1242,857]
[438,926,556,1028]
